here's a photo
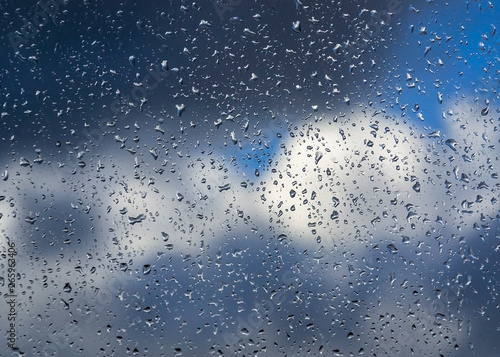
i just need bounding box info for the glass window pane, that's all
[1,1,498,356]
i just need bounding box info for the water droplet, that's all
[445,138,457,151]
[292,21,301,32]
[161,60,168,71]
[128,55,136,67]
[387,244,398,254]
[128,214,146,225]
[63,283,72,293]
[19,157,30,167]
[243,28,256,36]
[199,19,211,27]
[315,151,323,165]
[176,103,185,117]
[25,216,37,224]
[149,147,159,160]
[217,183,231,192]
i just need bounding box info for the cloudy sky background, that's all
[1,0,499,356]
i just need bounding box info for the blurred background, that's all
[0,0,498,356]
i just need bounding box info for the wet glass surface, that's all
[0,1,499,356]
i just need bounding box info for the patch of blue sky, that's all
[389,1,498,133]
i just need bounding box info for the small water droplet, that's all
[292,21,301,32]
[387,244,398,254]
[315,151,323,165]
[19,158,30,167]
[217,183,231,192]
[128,214,146,225]
[63,283,72,293]
[445,138,457,151]
[176,103,186,117]
[128,55,136,67]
